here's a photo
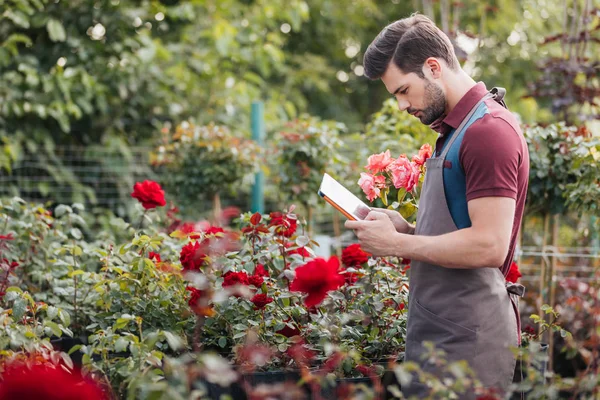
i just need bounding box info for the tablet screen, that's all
[318,173,371,220]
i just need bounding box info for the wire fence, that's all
[2,145,599,281]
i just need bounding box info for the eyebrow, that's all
[392,85,407,96]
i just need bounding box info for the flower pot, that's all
[50,336,87,367]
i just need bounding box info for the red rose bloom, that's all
[506,261,522,283]
[269,212,297,237]
[179,241,209,272]
[131,180,166,210]
[0,361,106,400]
[341,244,371,267]
[185,286,214,317]
[204,226,225,236]
[340,267,359,285]
[254,264,269,277]
[289,257,345,308]
[288,246,310,257]
[222,271,249,287]
[248,274,264,287]
[179,222,201,239]
[251,293,273,310]
[277,319,301,337]
[148,252,161,263]
[186,286,204,308]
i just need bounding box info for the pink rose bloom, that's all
[412,144,433,166]
[365,150,393,174]
[358,173,386,202]
[390,156,421,192]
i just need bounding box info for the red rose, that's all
[131,180,166,210]
[340,267,359,285]
[506,261,522,283]
[148,252,161,263]
[248,274,264,287]
[179,241,209,272]
[289,257,345,308]
[179,223,200,239]
[186,286,205,307]
[0,361,105,400]
[269,212,297,238]
[222,271,249,287]
[185,286,214,317]
[276,319,301,338]
[251,293,273,310]
[204,226,225,236]
[341,244,371,267]
[288,246,310,257]
[254,264,269,277]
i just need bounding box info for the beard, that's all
[411,80,446,126]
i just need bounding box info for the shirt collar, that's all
[430,82,488,136]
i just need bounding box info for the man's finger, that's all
[365,211,388,221]
[344,220,363,230]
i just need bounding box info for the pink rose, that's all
[358,173,386,202]
[390,156,421,192]
[365,150,393,174]
[412,144,433,166]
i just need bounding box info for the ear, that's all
[423,57,442,79]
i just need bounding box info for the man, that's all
[345,14,529,397]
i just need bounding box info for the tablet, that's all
[318,173,371,221]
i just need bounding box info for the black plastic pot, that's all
[50,336,87,366]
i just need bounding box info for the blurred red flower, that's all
[131,180,166,210]
[253,264,269,277]
[506,261,522,283]
[269,212,297,238]
[0,361,106,400]
[341,244,370,267]
[276,319,301,338]
[248,274,264,287]
[251,293,273,310]
[148,252,161,263]
[289,257,345,307]
[179,241,209,272]
[222,271,249,287]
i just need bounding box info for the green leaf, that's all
[47,19,66,42]
[46,306,58,320]
[12,298,27,320]
[59,310,71,326]
[70,228,82,240]
[115,337,129,352]
[218,337,227,348]
[44,320,62,337]
[380,187,388,206]
[163,331,183,351]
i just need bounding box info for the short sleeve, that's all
[459,114,523,202]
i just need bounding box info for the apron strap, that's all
[439,92,494,160]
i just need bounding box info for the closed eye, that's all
[400,88,408,95]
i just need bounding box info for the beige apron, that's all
[403,89,520,397]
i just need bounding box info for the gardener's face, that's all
[381,62,447,126]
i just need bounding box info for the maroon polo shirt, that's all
[433,82,530,276]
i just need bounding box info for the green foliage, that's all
[271,116,347,209]
[152,123,261,210]
[524,123,599,216]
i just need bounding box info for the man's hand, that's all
[344,211,400,256]
[371,207,414,234]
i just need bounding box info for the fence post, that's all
[251,101,265,214]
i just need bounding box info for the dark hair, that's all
[363,14,459,80]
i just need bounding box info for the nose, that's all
[396,98,410,111]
